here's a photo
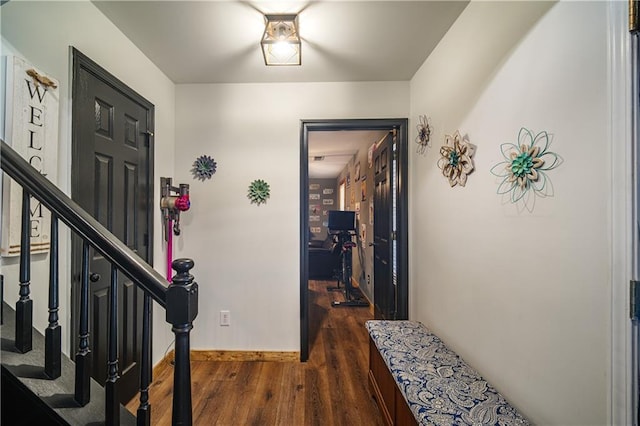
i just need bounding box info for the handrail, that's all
[0,140,167,306]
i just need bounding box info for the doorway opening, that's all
[299,119,408,361]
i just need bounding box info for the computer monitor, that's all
[327,210,356,231]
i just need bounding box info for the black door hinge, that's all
[631,280,640,320]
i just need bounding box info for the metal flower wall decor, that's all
[192,155,217,181]
[437,130,475,187]
[247,179,270,205]
[415,115,432,155]
[490,127,561,209]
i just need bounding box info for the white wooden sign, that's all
[1,56,59,257]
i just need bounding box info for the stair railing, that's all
[0,139,197,426]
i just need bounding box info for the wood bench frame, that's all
[368,337,417,426]
[367,320,529,426]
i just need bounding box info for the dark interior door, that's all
[373,131,395,319]
[72,49,154,404]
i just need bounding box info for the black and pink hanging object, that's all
[160,177,191,281]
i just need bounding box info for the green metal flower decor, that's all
[192,155,217,181]
[436,130,475,187]
[490,127,560,207]
[415,114,432,155]
[247,179,270,205]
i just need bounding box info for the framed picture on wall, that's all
[361,181,366,201]
[368,143,375,168]
[355,162,361,181]
[369,200,374,225]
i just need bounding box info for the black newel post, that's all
[15,190,33,353]
[167,258,198,426]
[45,214,61,379]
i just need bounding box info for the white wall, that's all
[175,81,408,351]
[409,2,609,424]
[0,0,176,364]
[0,2,621,422]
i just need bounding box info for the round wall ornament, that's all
[490,127,561,209]
[437,130,475,187]
[248,179,270,205]
[415,114,432,155]
[192,155,217,181]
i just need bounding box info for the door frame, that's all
[609,1,634,424]
[299,118,408,361]
[69,47,155,357]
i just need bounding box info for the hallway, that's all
[127,279,384,425]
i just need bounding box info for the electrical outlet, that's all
[220,310,231,326]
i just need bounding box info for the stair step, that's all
[1,302,136,425]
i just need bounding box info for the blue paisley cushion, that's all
[366,320,530,426]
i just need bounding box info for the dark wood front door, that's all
[71,49,154,404]
[373,131,395,319]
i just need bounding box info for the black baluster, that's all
[15,190,32,353]
[137,293,152,426]
[105,265,119,426]
[167,258,198,426]
[45,214,61,379]
[74,241,92,406]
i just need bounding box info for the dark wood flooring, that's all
[126,279,384,425]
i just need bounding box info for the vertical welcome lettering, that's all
[2,57,59,257]
[25,79,47,238]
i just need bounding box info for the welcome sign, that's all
[2,56,59,257]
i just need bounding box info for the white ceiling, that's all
[309,130,388,178]
[93,1,468,84]
[93,1,467,177]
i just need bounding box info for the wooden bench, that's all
[366,320,530,426]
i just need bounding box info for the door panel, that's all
[124,162,139,249]
[72,50,153,404]
[374,132,395,319]
[94,154,113,227]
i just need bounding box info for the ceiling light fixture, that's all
[261,14,301,66]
